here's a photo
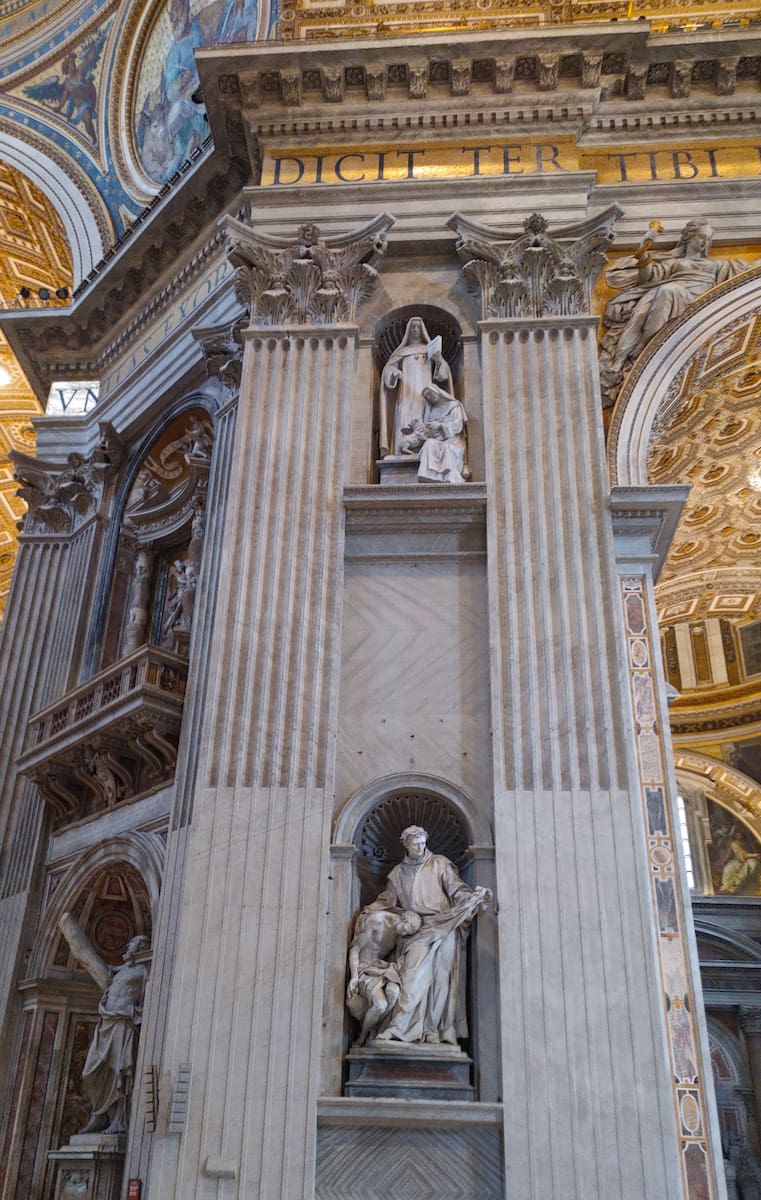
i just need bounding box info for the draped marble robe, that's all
[372,850,484,1044]
[379,318,454,458]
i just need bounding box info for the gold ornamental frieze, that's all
[261,135,761,188]
[279,0,761,40]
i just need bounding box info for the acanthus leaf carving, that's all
[448,206,622,321]
[193,316,247,393]
[221,213,395,327]
[12,422,122,535]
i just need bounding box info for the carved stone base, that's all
[377,456,420,486]
[49,1134,125,1200]
[345,1040,474,1100]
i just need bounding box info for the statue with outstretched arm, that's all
[59,913,149,1134]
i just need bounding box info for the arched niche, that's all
[2,834,164,1191]
[28,831,164,982]
[705,1015,757,1173]
[608,264,761,487]
[323,776,499,1101]
[372,306,466,478]
[98,405,214,669]
[336,772,492,846]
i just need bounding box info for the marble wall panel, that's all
[316,1124,503,1200]
[336,558,492,819]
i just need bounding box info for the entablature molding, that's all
[610,484,690,580]
[198,25,761,147]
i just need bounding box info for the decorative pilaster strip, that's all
[125,400,238,1187]
[619,572,718,1200]
[448,205,621,321]
[0,515,104,1131]
[221,213,394,327]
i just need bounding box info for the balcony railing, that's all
[19,645,188,828]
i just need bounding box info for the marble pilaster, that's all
[123,389,238,1187]
[452,210,706,1199]
[0,459,111,1191]
[146,218,392,1199]
[612,486,725,1200]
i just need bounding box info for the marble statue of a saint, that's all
[163,558,197,636]
[379,317,454,458]
[59,913,149,1134]
[600,220,747,401]
[399,382,470,483]
[348,826,491,1046]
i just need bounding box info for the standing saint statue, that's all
[59,913,149,1134]
[347,826,491,1046]
[379,317,455,458]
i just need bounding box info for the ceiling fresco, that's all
[134,0,275,184]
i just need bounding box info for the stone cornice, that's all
[198,25,761,146]
[0,156,249,402]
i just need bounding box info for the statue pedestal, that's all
[49,1134,125,1200]
[377,456,420,486]
[345,1040,474,1101]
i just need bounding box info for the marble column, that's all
[450,210,723,1200]
[147,216,392,1200]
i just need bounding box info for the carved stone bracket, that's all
[448,206,622,321]
[221,213,395,327]
[193,317,247,393]
[12,421,122,536]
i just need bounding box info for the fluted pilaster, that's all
[0,518,101,1131]
[480,315,685,1200]
[149,328,360,1199]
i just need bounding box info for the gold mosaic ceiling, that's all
[0,159,72,618]
[648,307,761,624]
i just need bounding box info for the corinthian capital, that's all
[221,213,395,327]
[12,421,121,535]
[447,206,621,321]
